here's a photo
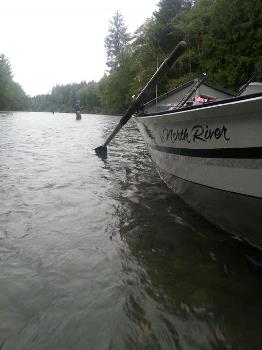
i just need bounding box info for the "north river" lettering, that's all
[160,125,230,143]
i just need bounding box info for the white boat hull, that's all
[134,94,262,247]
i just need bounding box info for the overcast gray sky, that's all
[1,0,158,96]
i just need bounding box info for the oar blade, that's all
[95,145,107,158]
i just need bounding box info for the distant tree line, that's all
[1,0,261,113]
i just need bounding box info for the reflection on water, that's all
[0,112,262,350]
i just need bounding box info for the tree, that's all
[0,53,28,110]
[5,81,29,110]
[104,11,131,70]
[155,0,184,23]
[76,81,101,113]
[0,54,13,78]
[201,0,262,90]
[98,50,135,114]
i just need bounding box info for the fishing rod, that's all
[175,73,207,109]
[235,66,262,97]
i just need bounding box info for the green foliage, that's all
[30,94,53,112]
[51,82,87,112]
[98,51,135,114]
[30,81,101,113]
[5,81,29,110]
[104,11,131,71]
[76,81,101,113]
[0,54,29,111]
[201,0,262,89]
[155,0,192,23]
[176,0,215,74]
[0,54,13,78]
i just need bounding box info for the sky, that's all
[1,0,159,96]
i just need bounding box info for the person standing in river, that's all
[75,100,81,120]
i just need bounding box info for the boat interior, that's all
[140,69,262,117]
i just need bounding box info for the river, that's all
[0,111,262,350]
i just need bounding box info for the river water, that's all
[0,111,262,350]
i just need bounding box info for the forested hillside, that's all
[1,0,261,113]
[0,54,28,111]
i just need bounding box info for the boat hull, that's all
[134,94,262,247]
[159,168,262,247]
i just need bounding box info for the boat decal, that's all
[160,125,230,144]
[151,145,262,159]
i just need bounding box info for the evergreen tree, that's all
[104,11,131,70]
[0,53,28,110]
[201,0,262,89]
[76,81,101,113]
[155,0,184,23]
[0,54,13,78]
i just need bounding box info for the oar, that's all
[95,41,187,157]
[235,66,262,97]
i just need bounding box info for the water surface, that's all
[0,111,262,350]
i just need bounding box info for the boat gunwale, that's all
[137,91,262,118]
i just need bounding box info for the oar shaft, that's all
[119,41,187,128]
[103,120,124,147]
[102,103,137,147]
[134,41,187,109]
[96,41,187,153]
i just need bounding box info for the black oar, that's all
[235,66,262,97]
[95,41,187,157]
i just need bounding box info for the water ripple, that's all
[0,112,262,350]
